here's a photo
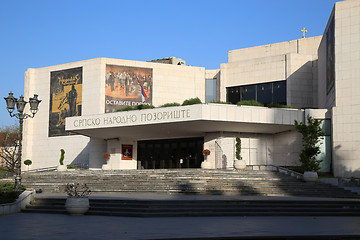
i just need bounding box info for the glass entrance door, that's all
[138,137,204,169]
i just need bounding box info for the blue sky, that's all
[0,0,337,127]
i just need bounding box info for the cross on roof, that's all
[301,27,307,38]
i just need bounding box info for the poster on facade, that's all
[122,145,133,160]
[49,67,82,137]
[105,65,152,113]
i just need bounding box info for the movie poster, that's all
[326,16,335,94]
[122,145,133,160]
[105,65,152,113]
[49,67,82,137]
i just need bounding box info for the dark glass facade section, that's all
[138,137,204,169]
[257,82,272,105]
[240,85,256,101]
[227,86,240,104]
[272,81,287,105]
[226,80,286,105]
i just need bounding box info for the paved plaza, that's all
[1,213,360,239]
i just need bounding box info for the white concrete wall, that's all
[23,59,100,170]
[228,36,321,63]
[286,53,316,108]
[221,36,321,108]
[203,130,302,169]
[89,138,106,168]
[23,58,206,170]
[331,0,360,177]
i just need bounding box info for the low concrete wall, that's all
[0,189,36,216]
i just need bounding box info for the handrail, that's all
[23,166,57,173]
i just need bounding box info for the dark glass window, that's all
[272,81,286,105]
[226,86,240,103]
[226,80,286,105]
[257,82,272,105]
[240,85,256,101]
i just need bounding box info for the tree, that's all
[294,115,325,172]
[0,124,20,172]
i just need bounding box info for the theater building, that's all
[22,0,360,177]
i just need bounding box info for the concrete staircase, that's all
[22,169,359,198]
[22,197,360,217]
[22,169,360,217]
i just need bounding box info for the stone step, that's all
[21,169,360,198]
[23,198,360,217]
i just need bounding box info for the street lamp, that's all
[4,92,41,189]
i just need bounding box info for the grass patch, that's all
[159,102,181,108]
[266,103,294,109]
[209,100,232,104]
[0,183,26,204]
[237,100,264,107]
[67,164,77,169]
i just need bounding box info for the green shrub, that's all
[182,97,202,106]
[59,149,65,165]
[116,106,137,112]
[116,104,155,112]
[159,102,181,108]
[136,104,155,110]
[210,100,232,104]
[67,164,77,169]
[295,115,325,172]
[266,103,294,109]
[235,137,242,160]
[24,159,32,166]
[0,183,26,204]
[237,100,264,107]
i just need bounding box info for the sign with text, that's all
[105,65,153,113]
[49,67,82,137]
[70,108,192,129]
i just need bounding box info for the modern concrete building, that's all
[22,0,360,177]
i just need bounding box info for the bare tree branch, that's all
[0,123,20,172]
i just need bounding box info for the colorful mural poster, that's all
[105,65,152,113]
[49,67,82,137]
[122,145,133,160]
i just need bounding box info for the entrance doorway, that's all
[138,137,204,169]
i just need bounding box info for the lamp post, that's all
[4,92,41,189]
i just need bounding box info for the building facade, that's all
[22,0,360,177]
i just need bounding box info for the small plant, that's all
[103,153,110,161]
[67,164,77,169]
[115,106,136,112]
[65,183,91,197]
[266,103,294,109]
[235,137,242,160]
[59,149,65,165]
[182,97,202,106]
[115,104,155,112]
[295,115,325,172]
[24,159,32,166]
[237,100,264,107]
[159,102,181,108]
[210,100,232,104]
[202,149,210,156]
[136,104,155,110]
